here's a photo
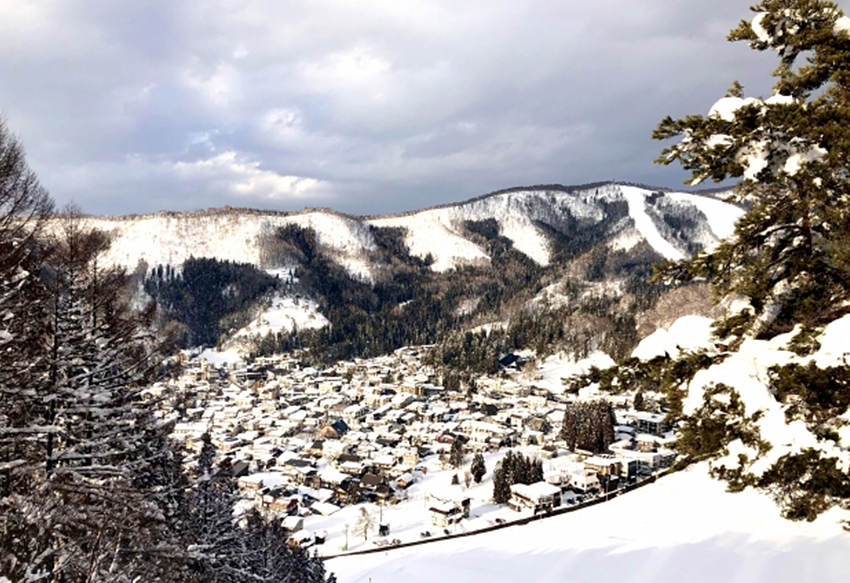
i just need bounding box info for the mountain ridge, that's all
[60,180,737,222]
[70,182,743,280]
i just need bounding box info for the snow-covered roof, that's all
[510,482,561,501]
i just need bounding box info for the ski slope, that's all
[326,463,850,583]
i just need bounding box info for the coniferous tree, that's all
[633,390,646,411]
[492,458,511,504]
[240,510,333,583]
[531,458,544,484]
[653,0,850,338]
[187,434,246,582]
[560,405,578,450]
[0,152,175,581]
[449,437,465,468]
[0,117,55,583]
[470,452,486,484]
[560,401,615,453]
[39,213,179,583]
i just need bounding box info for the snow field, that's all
[233,294,329,340]
[534,352,616,394]
[326,463,850,583]
[73,210,377,281]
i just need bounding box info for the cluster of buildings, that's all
[147,346,678,543]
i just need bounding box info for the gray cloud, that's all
[0,0,795,216]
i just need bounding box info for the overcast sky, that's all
[0,1,791,216]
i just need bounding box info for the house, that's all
[305,440,325,458]
[343,404,370,425]
[635,434,660,453]
[311,501,340,516]
[265,496,299,515]
[631,412,671,436]
[401,448,419,467]
[509,482,561,513]
[395,472,416,489]
[230,460,251,478]
[428,498,470,527]
[584,456,621,492]
[359,472,386,499]
[282,459,317,484]
[321,418,350,439]
[568,471,600,494]
[619,457,640,481]
[583,456,622,477]
[499,353,527,369]
[372,454,396,473]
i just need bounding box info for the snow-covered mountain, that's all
[72,182,743,355]
[76,183,742,278]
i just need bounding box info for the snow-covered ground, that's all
[534,352,616,394]
[69,209,377,281]
[621,186,687,261]
[631,315,715,360]
[233,294,328,340]
[198,347,243,366]
[326,463,850,583]
[303,448,558,557]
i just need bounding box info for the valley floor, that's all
[326,463,850,583]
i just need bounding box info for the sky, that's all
[0,1,790,217]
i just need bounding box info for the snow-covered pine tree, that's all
[240,509,334,583]
[1,201,181,583]
[37,212,177,582]
[186,434,247,583]
[653,0,850,339]
[0,117,56,583]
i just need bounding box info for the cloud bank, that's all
[0,0,781,215]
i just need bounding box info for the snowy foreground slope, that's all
[327,463,850,583]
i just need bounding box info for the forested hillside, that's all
[248,216,673,369]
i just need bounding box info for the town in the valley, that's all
[150,345,676,555]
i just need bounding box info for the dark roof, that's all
[284,458,314,468]
[361,473,384,487]
[329,419,350,435]
[499,353,520,367]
